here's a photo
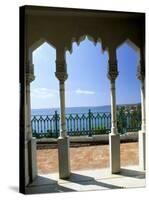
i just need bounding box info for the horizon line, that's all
[31,102,141,110]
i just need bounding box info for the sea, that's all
[31,104,140,135]
[31,105,111,116]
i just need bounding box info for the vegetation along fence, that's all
[31,108,141,138]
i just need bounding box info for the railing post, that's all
[88,109,92,137]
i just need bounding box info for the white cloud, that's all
[31,88,58,99]
[75,89,95,95]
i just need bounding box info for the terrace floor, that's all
[26,165,145,194]
[37,142,139,174]
[25,142,145,194]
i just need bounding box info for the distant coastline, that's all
[31,103,141,115]
[32,102,141,110]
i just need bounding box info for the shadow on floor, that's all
[25,175,76,194]
[25,167,145,194]
[68,173,123,189]
[120,168,145,179]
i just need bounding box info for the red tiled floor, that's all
[37,142,138,174]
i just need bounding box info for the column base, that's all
[109,134,120,174]
[58,136,70,179]
[138,130,146,170]
[28,138,37,182]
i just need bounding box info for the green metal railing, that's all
[117,110,141,134]
[31,110,141,138]
[65,110,111,137]
[31,111,60,138]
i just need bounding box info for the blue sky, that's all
[31,37,140,109]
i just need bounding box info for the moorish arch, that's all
[65,34,104,53]
[65,35,109,107]
[20,5,145,192]
[113,38,145,172]
[24,38,57,187]
[116,38,141,103]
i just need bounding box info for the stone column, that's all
[137,59,145,170]
[55,60,70,179]
[25,62,37,185]
[107,50,120,174]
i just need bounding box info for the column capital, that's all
[107,60,118,81]
[55,60,68,82]
[26,62,35,84]
[56,60,67,72]
[55,72,68,82]
[26,73,35,84]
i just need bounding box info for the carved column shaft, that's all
[25,61,37,182]
[110,80,117,134]
[107,49,120,173]
[26,63,35,140]
[55,58,70,179]
[140,79,145,131]
[108,60,118,135]
[55,61,68,138]
[137,52,145,170]
[137,60,145,132]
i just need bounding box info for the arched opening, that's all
[28,38,142,177]
[31,42,58,110]
[30,41,60,175]
[65,36,111,171]
[66,36,109,108]
[116,40,141,168]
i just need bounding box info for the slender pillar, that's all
[59,79,67,138]
[107,50,120,174]
[110,80,118,135]
[137,59,145,170]
[25,62,37,185]
[26,73,33,140]
[55,60,70,179]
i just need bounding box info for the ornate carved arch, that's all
[116,38,140,54]
[29,38,56,63]
[65,34,106,54]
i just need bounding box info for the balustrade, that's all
[31,110,141,138]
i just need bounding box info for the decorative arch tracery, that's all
[116,38,140,55]
[65,34,106,55]
[29,38,56,63]
[21,6,145,190]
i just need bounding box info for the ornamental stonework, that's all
[107,60,118,80]
[26,73,35,84]
[56,60,67,72]
[55,72,68,82]
[26,61,34,75]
